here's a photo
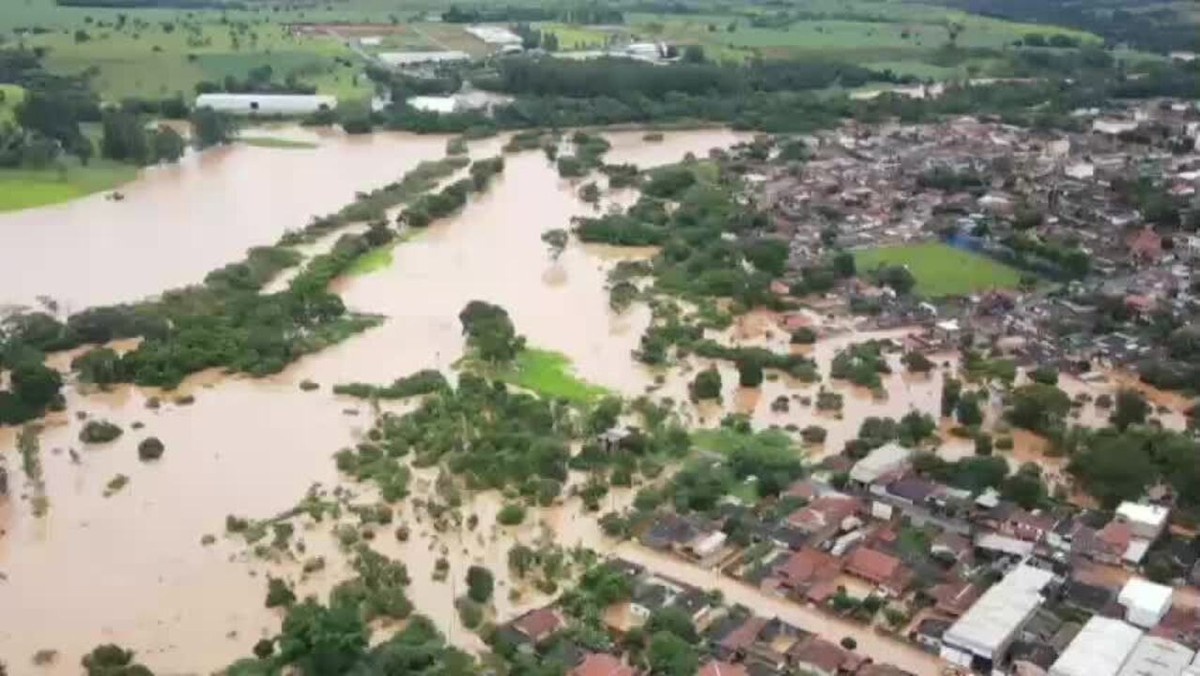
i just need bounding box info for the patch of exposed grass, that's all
[0,160,139,213]
[495,348,612,404]
[240,136,319,149]
[0,84,25,125]
[855,241,1023,297]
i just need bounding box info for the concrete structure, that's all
[1116,636,1194,676]
[194,93,335,116]
[848,442,912,486]
[1116,503,1170,541]
[465,25,523,46]
[1051,617,1143,676]
[377,50,470,67]
[1119,578,1174,629]
[940,564,1056,671]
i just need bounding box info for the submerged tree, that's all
[541,228,569,260]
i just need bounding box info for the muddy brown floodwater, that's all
[0,127,450,311]
[0,128,748,674]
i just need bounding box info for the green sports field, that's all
[855,241,1023,297]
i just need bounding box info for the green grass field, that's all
[855,242,1023,296]
[0,84,25,125]
[0,160,139,213]
[496,348,612,404]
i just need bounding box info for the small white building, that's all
[1119,578,1173,629]
[465,25,523,46]
[1116,502,1170,541]
[194,93,335,116]
[1051,617,1143,676]
[848,442,912,486]
[377,50,471,67]
[1117,635,1194,676]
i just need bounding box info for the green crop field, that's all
[855,242,1023,296]
[0,160,139,213]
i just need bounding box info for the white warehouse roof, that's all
[849,442,912,485]
[942,563,1056,659]
[1117,636,1194,676]
[194,93,335,115]
[1051,617,1144,676]
[1120,578,1174,629]
[377,50,470,67]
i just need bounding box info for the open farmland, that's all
[855,241,1024,296]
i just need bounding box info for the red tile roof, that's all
[513,607,564,643]
[697,660,749,676]
[846,547,903,584]
[774,547,841,587]
[574,653,635,676]
[787,496,861,532]
[931,580,982,617]
[719,616,768,653]
[789,637,848,673]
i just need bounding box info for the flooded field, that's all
[0,127,449,310]
[0,128,747,674]
[0,125,1192,675]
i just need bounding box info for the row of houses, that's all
[498,559,915,676]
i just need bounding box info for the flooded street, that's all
[0,128,747,673]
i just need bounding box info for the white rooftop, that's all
[943,563,1055,659]
[1051,617,1144,676]
[848,442,912,485]
[378,50,470,66]
[1117,502,1170,528]
[1117,636,1194,676]
[1121,578,1172,607]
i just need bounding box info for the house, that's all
[642,514,701,550]
[849,442,913,487]
[914,617,953,651]
[1126,227,1164,264]
[930,581,983,617]
[715,616,770,662]
[1115,502,1170,541]
[1010,641,1059,676]
[1115,636,1195,676]
[787,496,863,544]
[194,93,336,116]
[770,547,841,600]
[1063,579,1117,615]
[1119,578,1173,629]
[669,587,716,626]
[857,664,912,676]
[572,653,635,676]
[844,547,914,596]
[930,532,973,565]
[941,564,1056,672]
[1050,617,1143,676]
[698,660,750,676]
[787,637,862,676]
[507,607,566,648]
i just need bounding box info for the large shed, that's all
[194,93,336,116]
[848,442,912,486]
[1116,635,1194,676]
[940,563,1056,670]
[1050,616,1143,676]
